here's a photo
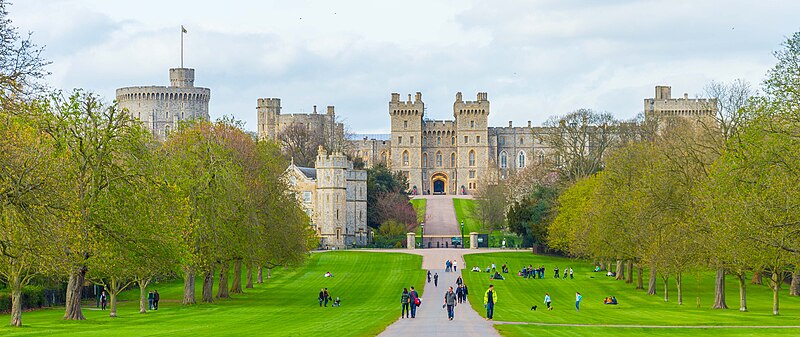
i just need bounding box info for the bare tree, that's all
[0,0,50,109]
[543,109,618,183]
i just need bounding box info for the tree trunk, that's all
[217,261,229,299]
[257,266,263,283]
[182,266,196,305]
[63,266,87,320]
[615,260,624,281]
[625,260,633,284]
[770,271,781,315]
[246,263,254,289]
[268,267,272,279]
[751,270,763,285]
[138,279,150,313]
[676,272,683,305]
[10,270,23,327]
[789,268,799,296]
[230,259,243,294]
[647,266,657,295]
[109,289,118,318]
[737,272,747,312]
[636,265,644,290]
[712,268,728,309]
[202,267,214,303]
[662,275,669,302]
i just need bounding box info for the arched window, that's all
[403,151,409,166]
[518,151,526,168]
[450,153,456,167]
[436,151,442,167]
[469,150,476,166]
[422,153,428,167]
[437,137,441,145]
[500,151,507,168]
[381,152,387,163]
[423,137,427,146]
[539,152,545,165]
[451,137,455,145]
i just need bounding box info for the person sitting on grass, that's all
[502,263,509,273]
[485,266,491,273]
[333,297,341,307]
[472,266,481,272]
[611,296,617,305]
[594,265,601,272]
[324,271,334,277]
[491,271,504,280]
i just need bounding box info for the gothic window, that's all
[437,137,441,145]
[164,124,171,137]
[436,151,442,167]
[469,150,476,166]
[422,153,428,167]
[423,137,427,146]
[403,151,409,166]
[469,170,475,178]
[518,151,526,168]
[520,137,524,144]
[450,153,456,167]
[452,137,455,145]
[539,153,545,165]
[381,152,387,163]
[500,151,507,168]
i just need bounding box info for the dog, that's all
[530,305,538,311]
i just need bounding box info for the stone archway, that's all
[430,172,448,195]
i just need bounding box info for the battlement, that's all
[645,85,717,119]
[454,91,489,117]
[169,68,195,88]
[389,92,424,116]
[257,97,282,108]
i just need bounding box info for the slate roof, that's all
[296,166,317,180]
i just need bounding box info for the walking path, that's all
[376,248,503,337]
[413,195,460,236]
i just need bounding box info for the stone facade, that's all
[285,147,368,249]
[644,85,717,120]
[256,98,344,143]
[116,68,211,138]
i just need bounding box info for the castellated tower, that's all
[116,68,210,139]
[257,98,281,141]
[454,92,490,193]
[315,147,351,248]
[389,92,424,193]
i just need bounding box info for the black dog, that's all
[530,305,538,311]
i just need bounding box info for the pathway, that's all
[413,195,460,236]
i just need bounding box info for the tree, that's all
[0,0,49,106]
[507,184,558,248]
[474,181,509,232]
[543,109,618,183]
[366,163,408,229]
[277,116,352,167]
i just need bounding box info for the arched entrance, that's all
[431,173,448,195]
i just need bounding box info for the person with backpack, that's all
[401,288,410,318]
[154,290,160,310]
[484,284,497,320]
[409,286,420,318]
[323,288,330,307]
[444,286,457,320]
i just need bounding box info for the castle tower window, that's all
[451,137,455,145]
[403,151,409,166]
[476,136,481,143]
[450,153,456,167]
[464,136,468,143]
[398,136,402,144]
[539,153,545,165]
[437,137,441,145]
[469,150,476,166]
[500,151,507,168]
[520,137,524,144]
[381,152,387,163]
[518,151,526,168]
[423,153,428,167]
[411,136,414,144]
[469,170,476,179]
[470,120,475,128]
[436,151,442,167]
[404,120,408,129]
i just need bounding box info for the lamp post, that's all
[420,223,425,249]
[460,222,465,249]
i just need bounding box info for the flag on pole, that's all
[181,25,187,33]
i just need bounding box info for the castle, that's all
[257,98,344,147]
[116,68,211,138]
[285,147,368,249]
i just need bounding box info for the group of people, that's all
[427,270,439,287]
[444,259,458,272]
[603,296,618,305]
[318,288,341,307]
[553,266,574,279]
[400,286,420,318]
[148,290,160,310]
[520,265,545,279]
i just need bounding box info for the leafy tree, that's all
[507,184,559,248]
[366,163,409,229]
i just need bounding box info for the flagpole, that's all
[180,26,184,68]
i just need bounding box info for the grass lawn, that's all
[1,251,425,336]
[496,325,800,336]
[410,198,426,235]
[453,198,481,233]
[462,252,800,332]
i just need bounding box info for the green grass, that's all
[496,325,800,336]
[453,198,482,233]
[410,198,426,235]
[463,252,800,328]
[1,252,425,336]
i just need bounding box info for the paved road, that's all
[414,195,460,236]
[376,248,503,337]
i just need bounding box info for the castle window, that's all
[451,137,455,145]
[404,120,408,129]
[476,136,481,143]
[437,137,441,145]
[469,150,475,166]
[518,151,526,168]
[303,192,312,203]
[398,136,402,144]
[520,137,524,144]
[423,137,427,146]
[500,151,507,168]
[470,120,475,128]
[469,170,476,179]
[403,151,409,166]
[500,137,505,145]
[539,153,545,165]
[464,136,468,143]
[381,152,387,163]
[436,151,442,167]
[423,153,428,167]
[450,153,456,167]
[165,124,171,137]
[411,136,414,144]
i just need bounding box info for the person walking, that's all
[323,288,330,307]
[453,260,457,272]
[409,286,419,318]
[444,286,457,320]
[401,288,410,318]
[575,292,583,311]
[319,288,325,307]
[456,275,463,286]
[148,290,154,310]
[544,292,552,310]
[569,268,574,279]
[463,284,469,302]
[484,284,497,320]
[455,285,463,303]
[427,270,431,283]
[434,273,439,287]
[154,290,160,310]
[100,291,107,310]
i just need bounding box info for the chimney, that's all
[327,106,334,115]
[313,105,317,114]
[508,121,513,127]
[456,92,463,102]
[407,94,412,102]
[684,93,688,99]
[527,121,531,128]
[415,92,422,102]
[391,93,400,102]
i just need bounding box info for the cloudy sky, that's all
[12,0,800,133]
